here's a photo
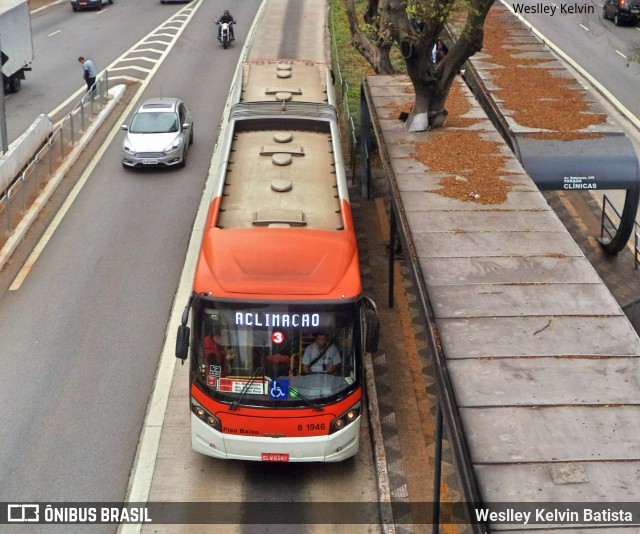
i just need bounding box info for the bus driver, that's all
[302,332,341,375]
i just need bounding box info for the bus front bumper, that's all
[191,413,360,462]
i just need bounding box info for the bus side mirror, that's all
[176,325,190,362]
[363,296,380,354]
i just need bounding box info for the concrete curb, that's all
[0,84,126,272]
[365,351,395,533]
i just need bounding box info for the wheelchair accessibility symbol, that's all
[269,379,289,399]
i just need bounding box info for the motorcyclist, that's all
[216,10,236,41]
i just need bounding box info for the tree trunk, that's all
[346,0,496,131]
[404,0,494,131]
[345,0,397,75]
[403,43,446,131]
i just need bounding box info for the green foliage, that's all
[361,21,379,39]
[329,0,405,127]
[462,0,482,18]
[329,0,409,162]
[329,0,372,128]
[406,3,420,19]
[328,0,371,163]
[407,0,457,23]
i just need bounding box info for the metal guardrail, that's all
[0,74,109,244]
[636,228,640,270]
[328,1,359,191]
[359,85,373,200]
[599,193,640,270]
[601,194,619,251]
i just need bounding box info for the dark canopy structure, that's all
[514,135,639,254]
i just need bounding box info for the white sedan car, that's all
[121,97,193,169]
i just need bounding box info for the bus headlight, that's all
[329,402,361,434]
[191,399,221,431]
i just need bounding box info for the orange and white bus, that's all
[176,60,379,462]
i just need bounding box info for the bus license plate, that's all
[142,159,158,165]
[261,453,289,462]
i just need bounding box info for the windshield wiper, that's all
[288,386,323,412]
[230,367,263,411]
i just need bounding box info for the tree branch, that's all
[345,0,398,74]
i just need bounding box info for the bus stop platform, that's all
[360,71,640,532]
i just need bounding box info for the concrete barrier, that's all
[0,84,126,272]
[0,114,53,193]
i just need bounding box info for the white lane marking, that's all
[579,24,590,32]
[47,30,62,37]
[615,49,628,59]
[47,5,197,120]
[109,65,153,74]
[9,1,203,291]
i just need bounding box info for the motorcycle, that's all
[216,20,235,49]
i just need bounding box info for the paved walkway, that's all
[545,189,640,322]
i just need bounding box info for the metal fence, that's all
[600,193,640,270]
[0,74,109,245]
[600,194,619,248]
[328,1,359,191]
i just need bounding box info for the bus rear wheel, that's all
[9,75,21,93]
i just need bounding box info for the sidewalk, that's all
[544,188,640,322]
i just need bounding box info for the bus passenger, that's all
[302,332,341,375]
[204,332,234,376]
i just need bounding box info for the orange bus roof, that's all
[193,201,361,301]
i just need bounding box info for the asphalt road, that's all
[6,0,196,143]
[7,0,638,530]
[1,2,382,533]
[502,0,640,119]
[0,0,260,524]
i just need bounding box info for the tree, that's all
[345,0,496,131]
[344,0,399,75]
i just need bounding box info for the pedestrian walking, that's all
[431,38,449,65]
[78,56,97,93]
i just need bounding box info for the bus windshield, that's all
[191,299,362,406]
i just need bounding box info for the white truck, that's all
[0,0,33,93]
